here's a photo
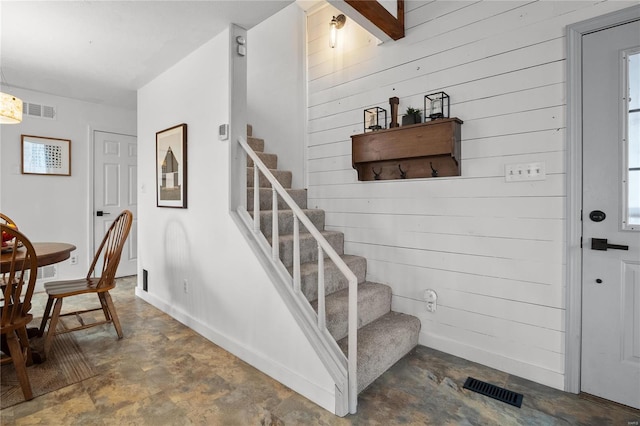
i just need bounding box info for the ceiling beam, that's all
[345,0,404,40]
[328,0,405,42]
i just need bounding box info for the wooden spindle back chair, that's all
[38,210,133,357]
[1,224,38,400]
[0,213,17,227]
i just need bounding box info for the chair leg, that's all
[43,298,63,358]
[5,331,33,400]
[102,291,123,339]
[38,296,55,337]
[98,292,112,322]
[16,326,34,366]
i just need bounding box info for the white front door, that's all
[581,19,640,409]
[93,131,138,277]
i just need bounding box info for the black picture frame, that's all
[156,123,187,208]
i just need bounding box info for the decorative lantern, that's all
[364,107,387,132]
[424,91,450,121]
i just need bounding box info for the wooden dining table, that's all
[1,241,76,363]
[1,242,76,274]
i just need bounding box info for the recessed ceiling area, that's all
[1,1,294,110]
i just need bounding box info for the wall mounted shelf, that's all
[351,117,463,181]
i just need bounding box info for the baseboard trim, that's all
[134,287,336,413]
[420,331,565,391]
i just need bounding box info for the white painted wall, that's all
[0,86,136,286]
[135,28,336,412]
[305,1,637,391]
[248,3,307,188]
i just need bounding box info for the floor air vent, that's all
[463,377,523,408]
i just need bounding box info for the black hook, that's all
[372,167,382,180]
[398,164,407,179]
[430,162,438,177]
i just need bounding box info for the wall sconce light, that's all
[330,14,346,48]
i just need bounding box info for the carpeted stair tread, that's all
[312,282,391,341]
[274,231,344,268]
[338,311,421,393]
[247,188,308,210]
[248,152,278,169]
[248,136,264,152]
[291,255,367,302]
[247,167,292,189]
[251,209,325,238]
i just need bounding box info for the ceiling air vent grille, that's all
[23,101,57,120]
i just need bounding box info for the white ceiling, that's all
[0,1,295,110]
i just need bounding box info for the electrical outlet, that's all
[424,289,438,313]
[70,255,78,265]
[183,279,188,294]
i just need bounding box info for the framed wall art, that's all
[156,123,187,208]
[21,135,71,176]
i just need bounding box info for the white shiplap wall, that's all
[305,0,636,390]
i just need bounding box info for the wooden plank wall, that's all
[305,0,636,390]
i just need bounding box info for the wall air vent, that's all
[23,101,57,120]
[37,265,57,280]
[25,264,57,282]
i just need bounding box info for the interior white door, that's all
[94,131,138,277]
[581,20,640,409]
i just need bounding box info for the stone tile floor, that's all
[1,276,638,425]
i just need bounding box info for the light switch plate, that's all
[218,124,229,141]
[505,162,546,182]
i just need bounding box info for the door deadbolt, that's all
[589,210,606,222]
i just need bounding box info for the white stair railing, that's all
[238,136,358,414]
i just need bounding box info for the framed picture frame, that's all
[156,123,187,208]
[21,135,71,176]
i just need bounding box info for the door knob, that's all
[96,211,111,217]
[591,238,629,251]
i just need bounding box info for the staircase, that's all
[243,128,421,407]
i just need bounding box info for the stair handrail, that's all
[237,136,358,414]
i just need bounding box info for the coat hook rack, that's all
[372,167,382,180]
[430,162,438,177]
[398,164,407,179]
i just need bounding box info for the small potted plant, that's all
[402,107,422,126]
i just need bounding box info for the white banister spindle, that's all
[272,188,279,261]
[348,275,357,413]
[253,166,260,233]
[293,216,301,293]
[317,244,325,330]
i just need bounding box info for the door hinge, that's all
[580,237,583,248]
